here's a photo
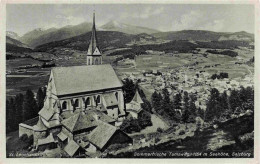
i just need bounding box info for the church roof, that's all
[51,64,123,96]
[61,110,115,132]
[87,121,117,150]
[38,106,54,121]
[33,117,47,131]
[37,133,55,146]
[64,139,80,157]
[131,91,144,104]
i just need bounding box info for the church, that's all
[19,12,134,157]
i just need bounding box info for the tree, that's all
[37,87,45,110]
[205,88,221,122]
[23,89,38,120]
[14,93,24,124]
[6,98,17,132]
[161,88,171,114]
[183,91,189,111]
[229,89,240,113]
[151,91,162,114]
[122,79,136,103]
[188,94,197,122]
[219,91,231,118]
[173,92,182,110]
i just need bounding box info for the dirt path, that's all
[129,114,169,136]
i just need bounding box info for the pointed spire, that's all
[87,11,99,55]
[131,90,144,104]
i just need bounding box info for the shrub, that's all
[157,127,163,133]
[179,130,185,135]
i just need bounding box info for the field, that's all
[6,46,254,99]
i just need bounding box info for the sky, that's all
[6,4,255,36]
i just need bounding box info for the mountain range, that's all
[6,20,254,53]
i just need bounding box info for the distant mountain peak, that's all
[101,20,159,34]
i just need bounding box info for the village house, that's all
[19,12,132,157]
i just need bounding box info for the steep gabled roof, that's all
[61,110,115,132]
[33,117,47,131]
[64,140,80,157]
[51,65,123,96]
[38,106,54,121]
[87,12,101,56]
[131,91,144,104]
[57,132,68,141]
[37,133,55,146]
[87,121,117,150]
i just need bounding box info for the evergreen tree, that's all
[23,89,38,120]
[37,87,45,110]
[7,98,16,132]
[205,88,221,121]
[14,93,24,124]
[122,79,136,103]
[161,88,171,114]
[229,89,240,113]
[183,91,189,111]
[189,94,197,122]
[173,92,182,110]
[220,91,231,118]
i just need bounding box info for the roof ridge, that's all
[71,113,81,131]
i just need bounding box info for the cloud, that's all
[39,15,85,29]
[172,10,225,32]
[172,10,203,31]
[120,6,165,20]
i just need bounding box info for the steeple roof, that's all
[87,12,101,56]
[131,90,144,104]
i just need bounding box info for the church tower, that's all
[86,12,102,65]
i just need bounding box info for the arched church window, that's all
[62,101,67,110]
[95,58,99,65]
[74,99,79,108]
[115,92,118,100]
[96,95,101,105]
[85,97,90,107]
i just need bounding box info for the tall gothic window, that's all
[62,101,67,110]
[115,92,118,100]
[96,95,101,105]
[95,58,99,65]
[74,99,79,108]
[85,97,90,107]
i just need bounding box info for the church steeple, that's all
[87,11,102,65]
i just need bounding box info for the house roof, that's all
[37,133,55,146]
[57,132,68,141]
[51,65,123,96]
[38,106,54,121]
[131,91,144,104]
[33,117,47,131]
[64,140,80,157]
[126,102,142,114]
[87,121,117,149]
[103,92,118,107]
[61,110,115,132]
